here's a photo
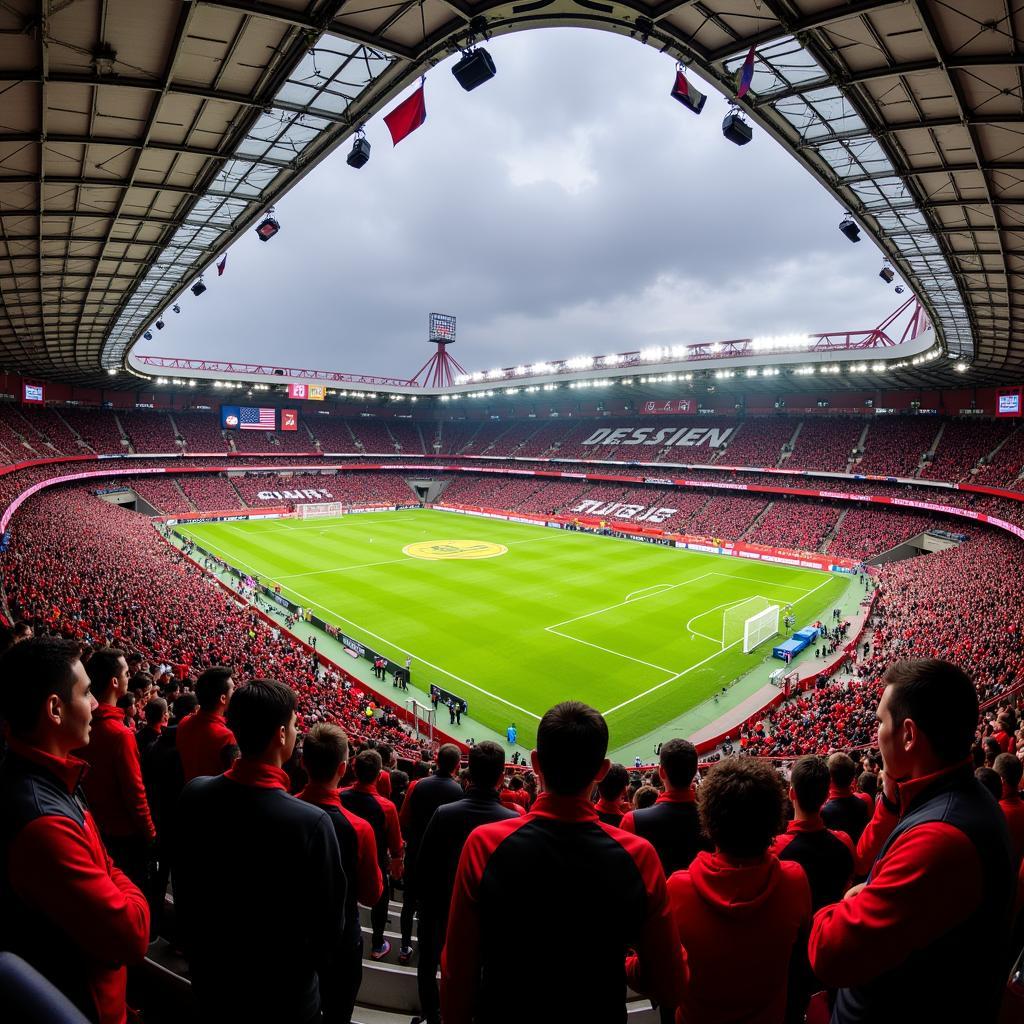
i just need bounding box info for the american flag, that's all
[240,406,276,430]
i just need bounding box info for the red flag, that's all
[384,81,426,146]
[216,253,227,276]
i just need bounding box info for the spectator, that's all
[77,647,156,888]
[820,752,870,845]
[633,785,659,810]
[135,697,168,758]
[399,743,463,963]
[0,637,150,1024]
[415,741,519,1024]
[340,749,404,960]
[994,752,1024,869]
[620,738,709,875]
[594,763,630,826]
[649,758,811,1024]
[175,666,238,782]
[810,659,1016,1023]
[298,724,384,1024]
[442,702,688,1024]
[375,743,395,798]
[977,766,1004,801]
[172,680,346,1024]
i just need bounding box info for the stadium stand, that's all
[826,506,942,560]
[58,409,127,454]
[687,493,770,539]
[855,415,942,477]
[744,499,842,551]
[785,417,864,472]
[177,475,246,511]
[13,406,81,456]
[921,418,1016,481]
[119,411,180,454]
[173,411,230,452]
[978,424,1024,488]
[716,417,796,468]
[125,477,192,514]
[305,415,356,451]
[345,418,404,453]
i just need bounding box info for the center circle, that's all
[403,539,508,560]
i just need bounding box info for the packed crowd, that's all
[745,501,842,552]
[1,649,1021,1024]
[743,531,1024,757]
[785,417,864,473]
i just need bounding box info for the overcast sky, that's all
[136,29,904,379]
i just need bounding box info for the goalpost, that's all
[722,597,781,653]
[406,699,435,744]
[295,501,344,519]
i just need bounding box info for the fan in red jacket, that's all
[175,666,238,782]
[631,758,811,1024]
[809,659,1015,1024]
[443,702,688,1024]
[75,647,156,887]
[0,638,150,1024]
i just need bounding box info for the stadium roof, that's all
[0,0,1021,390]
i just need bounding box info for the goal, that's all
[722,597,780,653]
[295,501,343,519]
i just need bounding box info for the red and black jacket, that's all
[172,759,346,1024]
[175,708,238,783]
[811,763,1015,1024]
[298,781,383,943]
[821,786,870,845]
[0,738,150,1024]
[620,788,710,876]
[771,817,854,911]
[340,781,402,872]
[399,771,463,871]
[441,792,688,1024]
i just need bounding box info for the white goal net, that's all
[295,501,344,519]
[722,597,780,653]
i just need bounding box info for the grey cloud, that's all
[138,29,904,377]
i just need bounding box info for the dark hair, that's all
[195,667,234,711]
[536,701,608,795]
[172,692,197,720]
[303,723,349,782]
[994,752,1023,791]
[975,766,1002,801]
[699,759,786,859]
[225,680,296,756]
[660,738,698,789]
[468,740,505,788]
[354,748,382,784]
[86,647,126,696]
[377,743,393,766]
[858,771,878,799]
[883,659,978,764]
[634,785,658,809]
[0,638,82,735]
[598,763,630,801]
[790,755,830,814]
[436,743,461,776]
[130,672,154,695]
[144,698,168,726]
[13,621,32,639]
[826,752,857,788]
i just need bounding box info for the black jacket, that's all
[402,772,464,868]
[621,791,710,876]
[416,786,518,923]
[172,759,346,1024]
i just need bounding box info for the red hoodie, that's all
[77,703,155,841]
[659,850,811,1024]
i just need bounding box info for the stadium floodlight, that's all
[255,212,280,241]
[155,319,165,330]
[172,303,181,313]
[722,108,752,145]
[955,362,969,373]
[839,215,860,242]
[566,356,594,370]
[895,284,905,294]
[452,47,496,91]
[191,278,207,296]
[143,330,153,340]
[879,264,895,284]
[347,128,371,169]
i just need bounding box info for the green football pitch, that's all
[175,508,848,748]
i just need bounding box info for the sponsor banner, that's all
[287,383,327,401]
[257,488,335,501]
[644,477,675,486]
[581,425,734,449]
[281,409,298,431]
[569,500,678,524]
[641,399,695,415]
